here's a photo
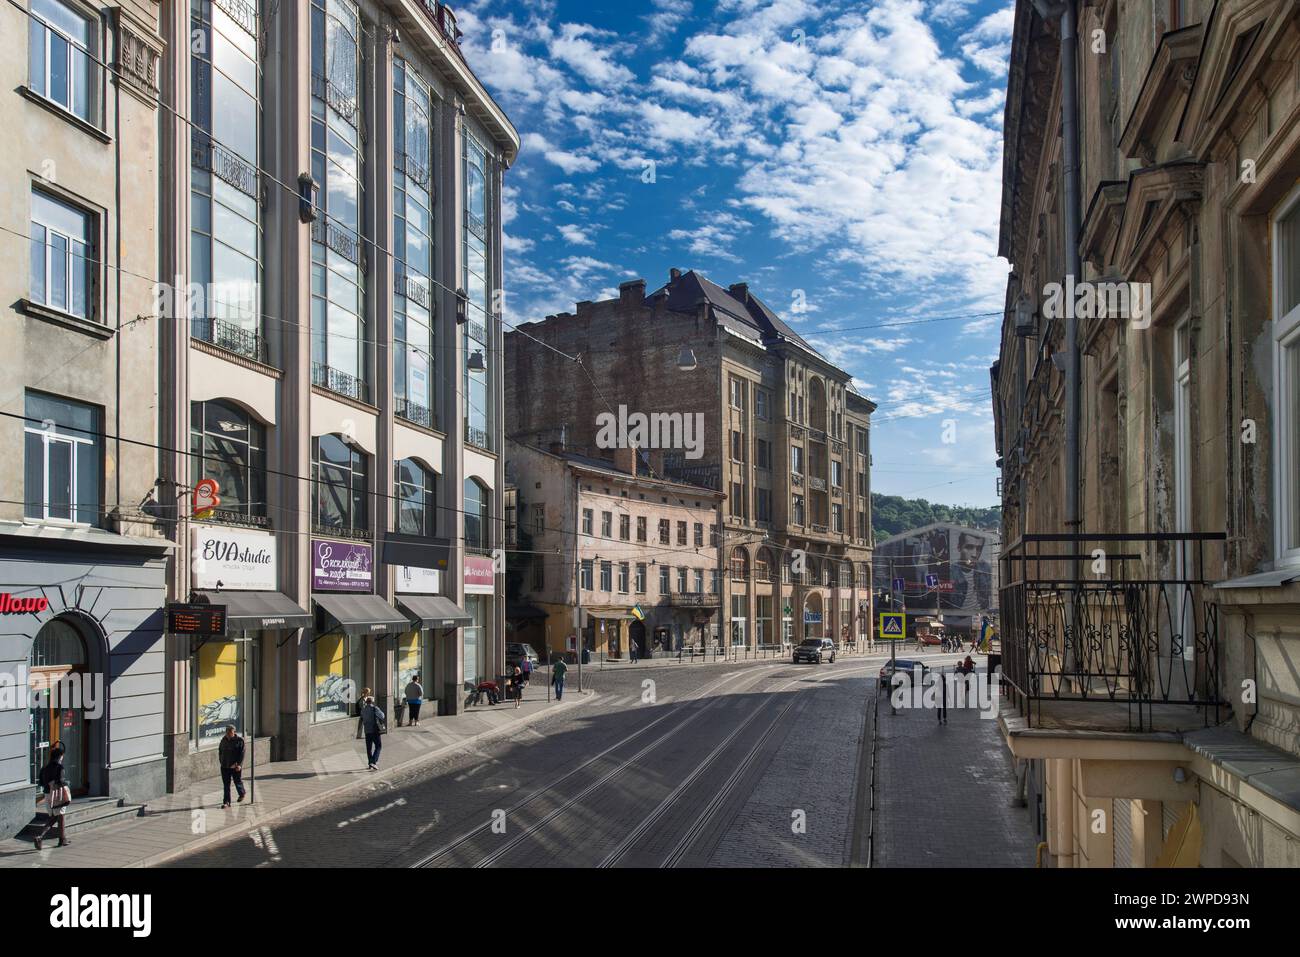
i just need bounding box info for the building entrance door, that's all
[29,619,91,795]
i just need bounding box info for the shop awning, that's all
[397,595,472,629]
[314,593,411,636]
[195,591,312,631]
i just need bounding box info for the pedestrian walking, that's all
[521,653,533,688]
[360,696,387,770]
[405,675,425,726]
[33,742,71,850]
[552,655,568,700]
[629,641,638,664]
[510,665,524,709]
[218,724,246,808]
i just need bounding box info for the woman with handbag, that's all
[34,742,72,850]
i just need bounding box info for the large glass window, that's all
[464,478,489,551]
[191,0,262,360]
[311,0,367,400]
[24,391,100,525]
[395,458,436,536]
[393,59,436,428]
[29,0,95,123]
[463,133,492,450]
[312,433,368,533]
[190,400,267,522]
[1275,183,1300,564]
[30,189,93,319]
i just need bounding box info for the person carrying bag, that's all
[33,742,72,850]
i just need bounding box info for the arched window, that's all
[808,376,827,433]
[464,478,489,551]
[312,433,367,533]
[729,546,749,581]
[395,458,436,536]
[191,399,267,521]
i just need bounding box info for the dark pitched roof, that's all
[648,270,765,342]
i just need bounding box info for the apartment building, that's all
[994,0,1300,866]
[505,269,876,653]
[0,0,168,835]
[505,441,724,661]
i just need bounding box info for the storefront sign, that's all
[312,539,373,592]
[0,593,49,614]
[191,526,277,590]
[395,565,441,594]
[168,602,228,637]
[464,555,495,594]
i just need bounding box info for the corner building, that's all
[506,270,876,654]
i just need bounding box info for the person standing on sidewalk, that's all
[405,675,425,727]
[552,655,568,700]
[33,742,71,850]
[218,725,247,808]
[509,665,525,709]
[360,696,387,770]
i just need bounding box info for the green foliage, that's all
[871,493,1000,542]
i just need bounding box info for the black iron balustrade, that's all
[999,531,1227,732]
[312,361,369,403]
[191,135,259,200]
[394,267,431,309]
[465,424,491,451]
[395,396,434,430]
[192,316,268,364]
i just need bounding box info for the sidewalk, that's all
[0,689,591,869]
[588,645,971,670]
[872,682,1037,867]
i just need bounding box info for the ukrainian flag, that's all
[631,603,646,622]
[977,617,995,652]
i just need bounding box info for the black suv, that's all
[792,638,836,664]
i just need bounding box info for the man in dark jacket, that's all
[218,725,246,808]
[360,696,386,770]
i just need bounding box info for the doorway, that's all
[29,618,91,795]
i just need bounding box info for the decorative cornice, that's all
[112,7,165,107]
[1118,24,1203,165]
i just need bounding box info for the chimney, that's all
[613,445,637,476]
[728,282,749,301]
[669,267,682,282]
[619,278,646,306]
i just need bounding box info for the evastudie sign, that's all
[191,526,277,590]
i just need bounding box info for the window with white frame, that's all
[28,0,97,124]
[24,390,100,525]
[30,189,93,319]
[1274,183,1300,564]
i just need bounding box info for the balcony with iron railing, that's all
[999,532,1228,735]
[396,396,434,430]
[193,316,269,365]
[312,361,369,404]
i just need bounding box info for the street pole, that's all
[890,556,898,716]
[574,473,583,694]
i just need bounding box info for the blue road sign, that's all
[891,577,905,592]
[878,612,905,639]
[925,573,939,588]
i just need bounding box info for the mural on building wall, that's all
[873,524,999,622]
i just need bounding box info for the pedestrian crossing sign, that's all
[878,612,905,640]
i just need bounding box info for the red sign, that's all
[0,593,49,614]
[464,555,495,593]
[193,478,221,518]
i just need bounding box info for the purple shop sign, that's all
[312,539,373,592]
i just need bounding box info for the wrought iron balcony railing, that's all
[193,316,268,365]
[465,424,492,451]
[999,532,1228,733]
[395,396,434,430]
[312,361,369,403]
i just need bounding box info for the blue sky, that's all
[458,0,1014,508]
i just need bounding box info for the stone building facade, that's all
[0,0,169,835]
[994,0,1300,867]
[505,441,724,661]
[505,269,876,653]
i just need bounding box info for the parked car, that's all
[793,638,836,664]
[880,658,930,689]
[505,642,540,671]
